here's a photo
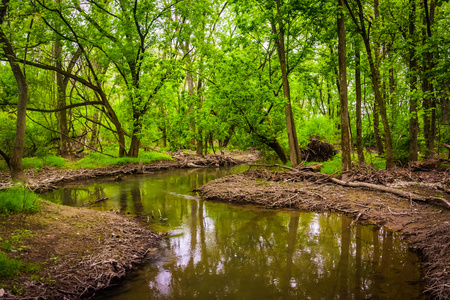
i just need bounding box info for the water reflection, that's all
[43,167,424,299]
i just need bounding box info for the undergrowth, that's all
[73,151,173,169]
[0,253,22,278]
[307,151,387,175]
[0,186,39,214]
[0,156,67,171]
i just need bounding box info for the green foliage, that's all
[320,153,342,174]
[74,151,172,169]
[0,186,39,214]
[297,116,338,147]
[0,253,22,278]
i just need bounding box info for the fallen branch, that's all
[330,178,450,209]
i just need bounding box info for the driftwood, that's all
[330,178,450,208]
[246,166,450,210]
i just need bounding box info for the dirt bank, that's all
[0,151,260,299]
[198,168,450,300]
[0,150,259,192]
[0,201,163,299]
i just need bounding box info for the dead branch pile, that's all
[173,153,241,168]
[244,168,331,183]
[300,137,336,162]
[347,161,450,185]
[20,215,163,299]
[414,224,450,300]
[246,168,450,209]
[198,173,328,209]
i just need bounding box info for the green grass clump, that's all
[0,156,67,171]
[22,157,43,169]
[75,151,173,169]
[0,252,22,278]
[320,153,342,174]
[43,156,67,167]
[0,186,39,214]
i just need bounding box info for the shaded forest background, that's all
[1,0,449,180]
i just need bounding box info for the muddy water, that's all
[43,167,425,299]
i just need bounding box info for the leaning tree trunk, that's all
[338,0,352,171]
[353,0,395,168]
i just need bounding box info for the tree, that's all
[337,0,351,171]
[272,0,302,167]
[345,0,395,169]
[0,0,32,180]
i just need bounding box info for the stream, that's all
[43,166,425,299]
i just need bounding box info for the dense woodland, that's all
[0,0,449,180]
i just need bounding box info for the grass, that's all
[302,151,387,175]
[0,151,172,171]
[0,186,40,214]
[0,253,22,278]
[0,156,67,171]
[320,153,342,174]
[72,151,173,169]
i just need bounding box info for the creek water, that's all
[43,166,425,299]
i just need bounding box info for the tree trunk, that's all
[408,0,419,162]
[274,0,302,167]
[373,102,384,154]
[263,135,288,164]
[89,112,100,150]
[355,40,365,165]
[54,41,72,159]
[196,129,203,156]
[128,124,140,158]
[338,0,352,171]
[353,0,394,168]
[422,0,437,158]
[0,0,28,180]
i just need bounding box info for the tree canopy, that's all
[1,0,449,178]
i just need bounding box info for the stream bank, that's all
[0,152,256,299]
[198,168,450,300]
[0,201,163,299]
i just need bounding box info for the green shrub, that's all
[0,252,22,278]
[0,186,39,214]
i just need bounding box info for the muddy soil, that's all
[198,168,450,300]
[0,201,163,299]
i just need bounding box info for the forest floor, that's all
[198,164,450,300]
[0,150,258,299]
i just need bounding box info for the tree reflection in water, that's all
[43,167,424,300]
